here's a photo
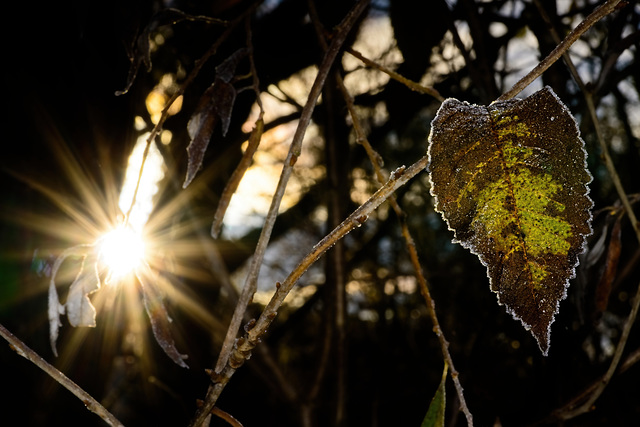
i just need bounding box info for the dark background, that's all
[1,0,639,426]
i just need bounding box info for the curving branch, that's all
[345,47,444,102]
[323,23,475,426]
[338,79,473,425]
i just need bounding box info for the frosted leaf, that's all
[427,86,593,355]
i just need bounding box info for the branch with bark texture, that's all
[192,154,430,425]
[191,1,372,424]
[0,323,124,427]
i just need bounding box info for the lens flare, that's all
[98,226,146,281]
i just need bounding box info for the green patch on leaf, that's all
[427,86,592,355]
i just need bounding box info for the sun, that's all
[98,225,146,282]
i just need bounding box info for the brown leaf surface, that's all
[137,265,189,368]
[594,214,623,318]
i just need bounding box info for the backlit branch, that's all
[191,1,372,424]
[0,323,124,427]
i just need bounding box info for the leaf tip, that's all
[182,174,194,189]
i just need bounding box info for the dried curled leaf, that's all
[48,278,65,357]
[427,86,593,355]
[594,213,623,318]
[48,245,100,356]
[183,49,248,188]
[117,8,227,96]
[137,264,189,368]
[48,243,188,368]
[65,255,100,327]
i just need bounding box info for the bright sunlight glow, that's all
[96,132,165,283]
[99,226,146,281]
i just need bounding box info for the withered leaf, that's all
[48,245,101,356]
[48,278,65,357]
[183,49,248,188]
[117,9,227,96]
[137,264,189,368]
[427,86,593,355]
[594,213,623,318]
[65,254,100,328]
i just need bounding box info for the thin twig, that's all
[620,345,640,374]
[211,407,244,427]
[551,279,640,421]
[315,6,472,419]
[304,2,351,423]
[0,323,124,427]
[210,15,266,239]
[311,4,470,422]
[497,0,623,101]
[210,116,264,238]
[211,0,369,372]
[346,47,445,102]
[190,2,371,424]
[584,92,640,243]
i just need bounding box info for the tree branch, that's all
[191,1,372,425]
[194,152,429,425]
[345,47,444,102]
[0,323,124,427]
[497,0,623,102]
[333,52,474,427]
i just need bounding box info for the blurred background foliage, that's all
[1,0,639,426]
